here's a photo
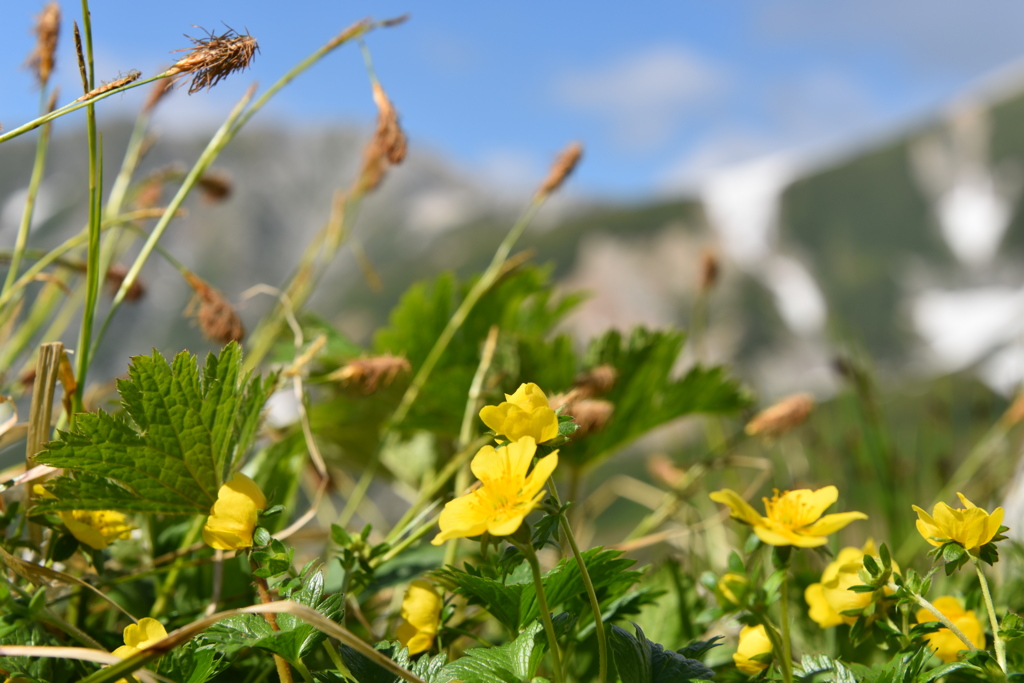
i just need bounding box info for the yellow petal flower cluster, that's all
[913,493,1004,552]
[479,383,559,443]
[431,436,558,545]
[915,596,984,663]
[734,624,772,675]
[202,473,267,550]
[709,486,867,548]
[396,580,443,655]
[805,540,896,628]
[33,485,133,550]
[112,617,168,659]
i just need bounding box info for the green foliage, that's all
[435,613,574,683]
[336,640,449,683]
[609,622,715,683]
[561,327,750,468]
[204,566,343,665]
[848,647,980,683]
[796,654,858,683]
[35,343,275,514]
[433,547,643,634]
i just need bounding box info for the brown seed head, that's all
[168,27,259,95]
[647,453,685,489]
[745,393,814,438]
[1001,392,1024,427]
[568,399,614,437]
[328,355,410,394]
[27,2,60,88]
[699,248,719,293]
[75,70,141,102]
[537,141,583,198]
[357,82,407,193]
[197,170,233,203]
[574,364,617,398]
[183,272,245,344]
[105,264,146,302]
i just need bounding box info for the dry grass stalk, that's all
[537,141,583,198]
[27,2,60,88]
[647,453,685,489]
[1001,392,1024,427]
[197,170,233,203]
[104,264,145,302]
[357,82,407,193]
[745,393,814,438]
[699,248,719,293]
[167,27,259,95]
[143,75,174,113]
[328,355,410,394]
[75,70,141,102]
[183,272,245,344]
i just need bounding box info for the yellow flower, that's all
[396,580,442,654]
[431,436,558,545]
[734,624,772,675]
[915,596,984,663]
[202,472,267,550]
[913,493,1004,552]
[479,383,559,443]
[111,617,168,659]
[717,572,748,606]
[32,485,132,550]
[805,540,896,628]
[709,486,867,548]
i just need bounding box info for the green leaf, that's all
[610,622,714,683]
[338,640,449,683]
[436,613,574,683]
[35,343,275,514]
[562,328,750,468]
[796,654,858,683]
[432,567,524,635]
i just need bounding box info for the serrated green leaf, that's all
[432,567,524,634]
[610,622,714,683]
[35,343,275,515]
[436,613,574,683]
[796,654,858,683]
[561,328,750,468]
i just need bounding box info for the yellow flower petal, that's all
[805,583,844,628]
[711,486,865,547]
[915,596,984,662]
[397,580,442,655]
[61,510,133,550]
[734,624,772,675]
[478,383,559,443]
[432,437,556,544]
[202,472,267,550]
[123,617,168,649]
[913,495,1004,552]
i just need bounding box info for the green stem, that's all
[889,581,979,652]
[341,201,545,527]
[150,517,204,618]
[974,559,1006,672]
[2,91,52,300]
[548,480,607,683]
[514,540,564,683]
[72,0,102,417]
[778,576,794,683]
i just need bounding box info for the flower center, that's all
[763,490,816,529]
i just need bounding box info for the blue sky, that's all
[4,1,1024,198]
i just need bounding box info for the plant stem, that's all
[778,576,794,683]
[889,581,980,652]
[150,517,203,618]
[974,558,1006,672]
[547,480,608,683]
[249,556,295,683]
[515,540,564,683]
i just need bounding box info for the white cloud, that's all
[554,46,726,152]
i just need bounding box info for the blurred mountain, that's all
[4,82,1024,396]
